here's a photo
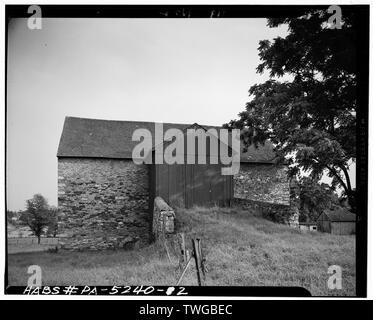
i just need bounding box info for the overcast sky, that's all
[6,18,355,211]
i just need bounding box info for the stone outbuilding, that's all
[57,116,293,250]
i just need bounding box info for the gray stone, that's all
[152,197,175,240]
[58,158,150,250]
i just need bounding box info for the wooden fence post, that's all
[198,238,206,280]
[179,233,186,263]
[176,255,193,286]
[192,238,203,286]
[176,238,206,286]
[161,214,173,264]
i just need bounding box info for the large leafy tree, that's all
[20,194,53,243]
[46,206,59,238]
[226,8,357,211]
[296,177,340,222]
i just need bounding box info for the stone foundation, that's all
[233,198,299,226]
[58,158,150,250]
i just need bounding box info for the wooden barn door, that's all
[155,162,233,209]
[185,164,210,207]
[184,163,231,208]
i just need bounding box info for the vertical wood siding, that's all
[150,162,233,208]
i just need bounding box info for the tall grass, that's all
[8,206,355,296]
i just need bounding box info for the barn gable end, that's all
[317,208,356,235]
[58,158,150,250]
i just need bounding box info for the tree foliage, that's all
[19,194,57,243]
[296,177,339,222]
[225,8,356,210]
[46,206,59,238]
[6,210,18,224]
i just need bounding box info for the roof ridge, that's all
[65,116,222,128]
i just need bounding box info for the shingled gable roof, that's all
[322,208,356,222]
[57,116,276,163]
[150,122,230,155]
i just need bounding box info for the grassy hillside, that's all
[8,206,355,296]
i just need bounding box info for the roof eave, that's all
[57,154,276,164]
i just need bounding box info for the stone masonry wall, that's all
[233,198,299,227]
[58,158,150,250]
[152,197,175,241]
[234,163,290,205]
[234,164,298,226]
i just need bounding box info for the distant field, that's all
[8,237,59,254]
[7,206,355,296]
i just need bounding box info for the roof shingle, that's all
[57,116,276,163]
[323,208,356,222]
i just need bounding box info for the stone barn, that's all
[57,116,292,250]
[317,208,356,235]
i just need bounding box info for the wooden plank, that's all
[168,164,176,204]
[169,164,185,206]
[176,254,193,286]
[192,239,203,286]
[185,164,194,208]
[198,238,206,280]
[153,135,235,208]
[179,233,186,264]
[157,164,169,203]
[193,164,203,206]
